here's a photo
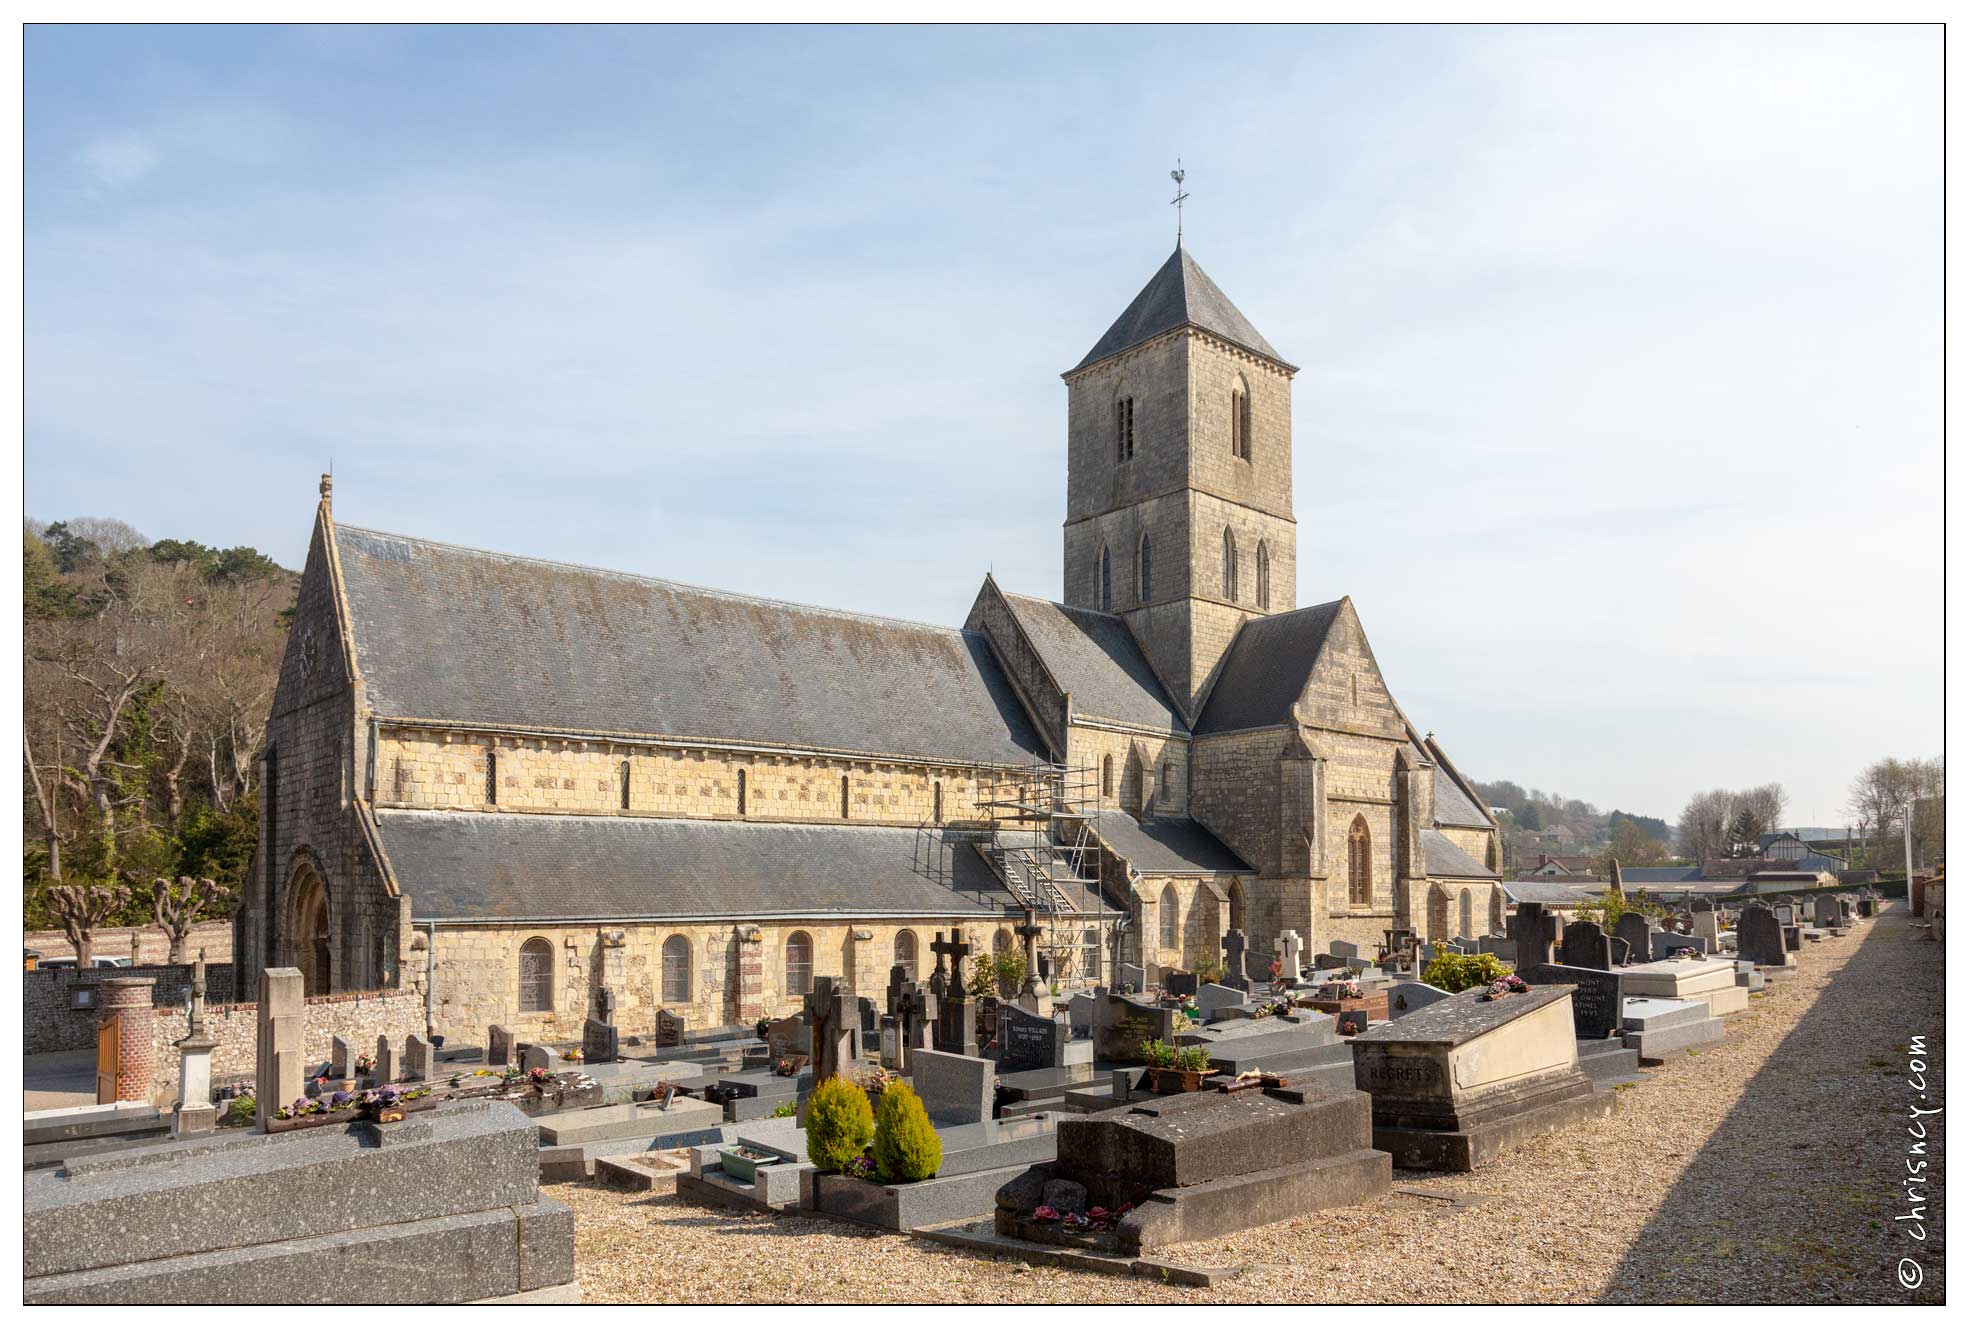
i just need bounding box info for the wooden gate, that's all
[95,1011,120,1104]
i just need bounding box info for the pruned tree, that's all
[153,875,231,964]
[47,879,131,969]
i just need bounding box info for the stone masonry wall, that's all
[1140,875,1227,978]
[376,729,989,828]
[1066,724,1189,818]
[1192,727,1286,876]
[146,985,429,1106]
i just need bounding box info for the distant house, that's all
[1501,879,1607,921]
[1618,865,1704,884]
[1516,853,1594,878]
[1757,832,1849,873]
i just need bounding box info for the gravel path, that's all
[554,907,1944,1304]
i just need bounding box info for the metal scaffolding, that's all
[976,760,1122,986]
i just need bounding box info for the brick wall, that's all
[25,963,239,1054]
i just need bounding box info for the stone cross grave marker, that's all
[1559,919,1613,971]
[584,987,620,1063]
[254,968,306,1131]
[803,975,856,1083]
[1014,916,1049,1011]
[897,984,933,1072]
[931,931,973,991]
[1222,929,1249,989]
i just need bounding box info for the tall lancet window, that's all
[1222,528,1238,601]
[1256,542,1271,611]
[1138,534,1153,604]
[1231,382,1250,460]
[1348,816,1372,907]
[1099,546,1112,612]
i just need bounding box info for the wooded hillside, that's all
[22,516,295,931]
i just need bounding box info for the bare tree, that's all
[1677,789,1733,862]
[153,876,231,964]
[46,880,130,969]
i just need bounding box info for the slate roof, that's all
[1501,880,1605,906]
[1192,600,1346,734]
[1431,774,1492,829]
[378,810,1022,923]
[997,592,1182,730]
[334,526,1046,766]
[1617,866,1705,883]
[1069,246,1289,376]
[1422,829,1498,879]
[1087,811,1252,876]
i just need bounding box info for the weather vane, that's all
[1169,161,1189,243]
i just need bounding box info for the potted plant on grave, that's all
[354,1052,375,1079]
[1138,1038,1213,1093]
[1478,974,1530,1002]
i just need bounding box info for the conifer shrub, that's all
[871,1081,942,1183]
[804,1075,874,1173]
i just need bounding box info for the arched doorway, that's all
[1227,880,1246,934]
[285,861,332,996]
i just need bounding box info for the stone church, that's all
[236,244,1502,1044]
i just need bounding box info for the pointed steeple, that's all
[1067,246,1291,377]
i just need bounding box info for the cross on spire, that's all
[1169,160,1189,244]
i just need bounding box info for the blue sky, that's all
[24,24,1942,826]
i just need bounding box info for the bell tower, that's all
[1061,245,1298,721]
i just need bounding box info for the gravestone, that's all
[930,932,980,1057]
[858,996,878,1041]
[520,1043,564,1075]
[1194,982,1249,1021]
[1478,936,1517,963]
[1164,971,1198,998]
[655,1008,686,1048]
[254,969,305,1131]
[1735,904,1787,967]
[1118,963,1146,993]
[1539,963,1624,1040]
[911,1048,994,1126]
[1092,992,1177,1062]
[1067,991,1096,1038]
[1351,984,1610,1171]
[1773,904,1796,927]
[897,984,934,1072]
[765,1015,807,1059]
[1614,914,1653,969]
[403,1032,432,1082]
[583,1016,620,1066]
[1692,910,1721,947]
[1560,920,1614,971]
[173,952,219,1136]
[1782,924,1803,952]
[487,1024,514,1068]
[802,976,856,1084]
[1329,940,1359,962]
[998,1004,1069,1073]
[372,1034,396,1087]
[1222,929,1250,989]
[886,963,910,1020]
[1510,903,1561,972]
[1814,895,1840,928]
[1385,981,1453,1018]
[329,1034,354,1081]
[1275,930,1305,985]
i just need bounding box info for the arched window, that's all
[1115,396,1136,461]
[1222,528,1238,600]
[1228,880,1246,933]
[518,938,554,1013]
[1256,542,1271,611]
[1099,546,1112,612]
[1159,884,1180,950]
[1160,761,1172,806]
[1460,889,1473,937]
[620,759,631,810]
[485,748,498,805]
[1138,534,1152,604]
[933,781,943,824]
[1101,754,1114,798]
[662,934,692,1003]
[736,768,747,816]
[785,931,813,997]
[1348,816,1372,907]
[1230,382,1249,460]
[994,928,1013,958]
[894,929,917,980]
[840,775,850,819]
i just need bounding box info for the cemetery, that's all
[17,896,1937,1303]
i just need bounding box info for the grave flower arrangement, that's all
[1339,1018,1362,1036]
[354,1052,375,1076]
[1671,947,1700,960]
[774,1056,800,1077]
[1328,979,1364,1000]
[1478,974,1530,1002]
[565,1046,585,1062]
[526,1066,552,1086]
